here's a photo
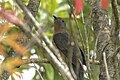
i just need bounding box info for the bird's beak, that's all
[53,15,57,19]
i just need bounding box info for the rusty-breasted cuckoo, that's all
[53,16,85,80]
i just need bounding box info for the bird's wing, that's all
[53,32,69,56]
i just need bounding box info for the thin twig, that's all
[23,58,49,64]
[103,52,110,80]
[68,13,77,79]
[89,59,100,65]
[83,11,93,80]
[33,63,44,80]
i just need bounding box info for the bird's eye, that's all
[62,20,64,22]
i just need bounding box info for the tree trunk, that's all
[91,0,120,80]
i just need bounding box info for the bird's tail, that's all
[72,63,84,80]
[72,45,86,80]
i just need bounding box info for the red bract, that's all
[75,0,83,15]
[101,0,109,9]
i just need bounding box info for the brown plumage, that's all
[53,16,85,80]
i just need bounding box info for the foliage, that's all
[0,0,118,80]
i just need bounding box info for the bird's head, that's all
[53,15,66,33]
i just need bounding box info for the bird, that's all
[53,16,86,80]
[53,16,69,58]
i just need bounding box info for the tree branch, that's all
[14,0,74,80]
[24,0,40,30]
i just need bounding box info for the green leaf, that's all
[44,64,54,80]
